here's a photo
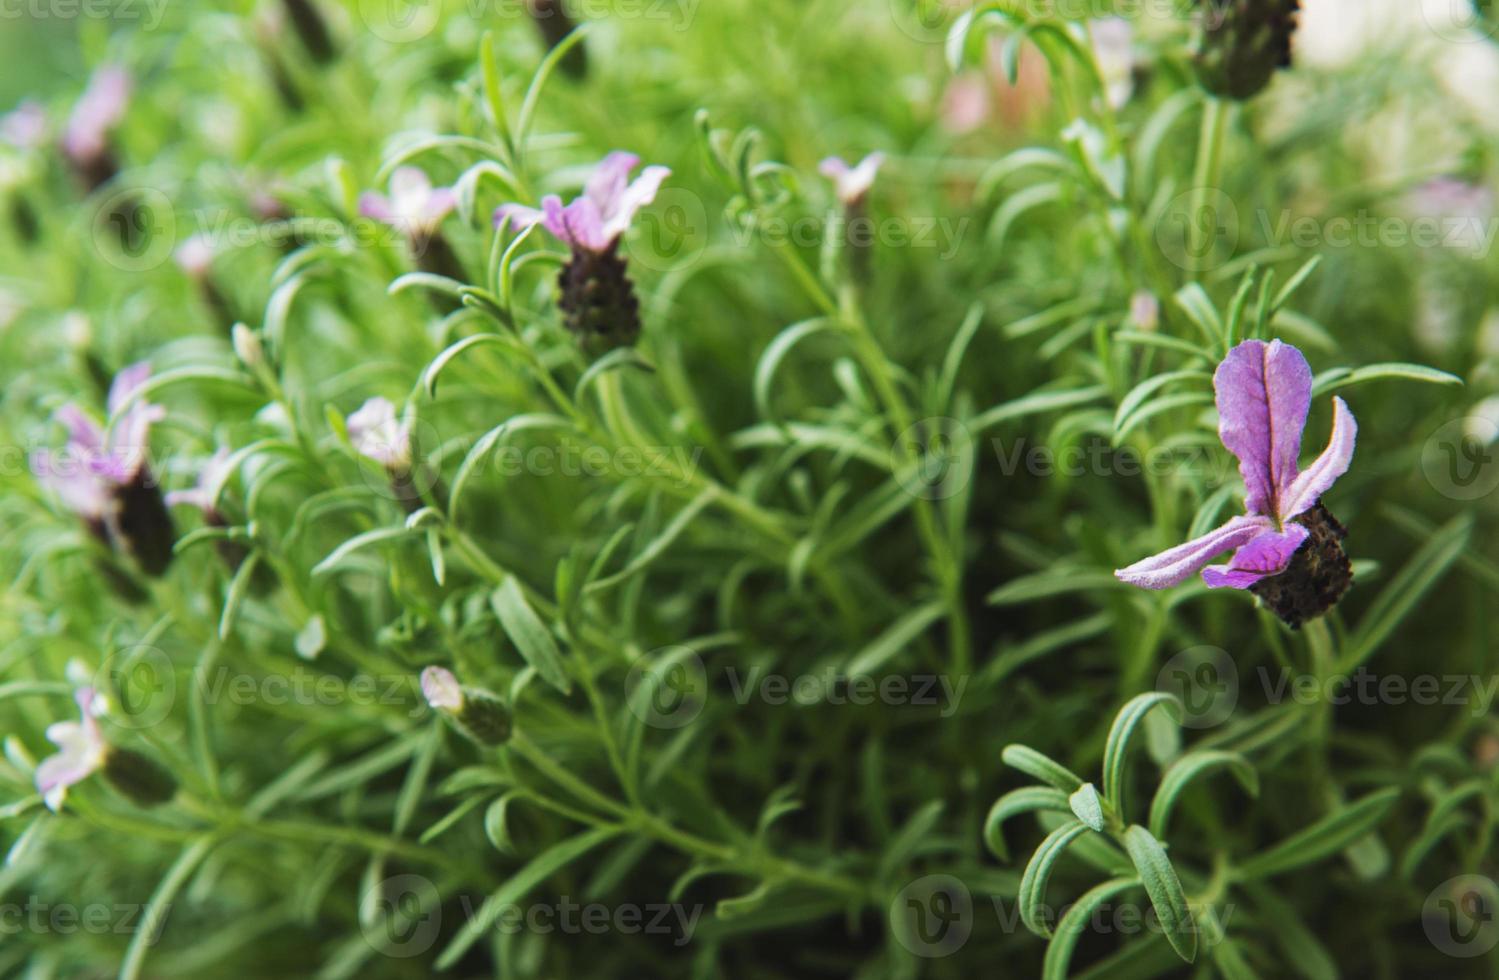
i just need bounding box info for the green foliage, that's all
[2,0,1498,978]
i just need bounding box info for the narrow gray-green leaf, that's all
[1019,820,1090,937]
[984,786,1073,861]
[1069,783,1106,832]
[1102,692,1182,819]
[1002,745,1085,794]
[1042,877,1141,980]
[491,575,571,694]
[1123,825,1197,963]
[1148,750,1258,838]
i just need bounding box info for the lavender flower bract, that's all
[1115,339,1357,625]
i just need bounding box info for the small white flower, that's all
[420,666,464,713]
[347,397,412,470]
[819,153,885,207]
[35,687,109,811]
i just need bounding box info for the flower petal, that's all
[358,191,394,224]
[347,397,411,468]
[420,666,463,712]
[1201,523,1309,589]
[55,404,105,455]
[1115,514,1271,590]
[600,165,669,244]
[1280,396,1357,520]
[584,151,641,212]
[1214,339,1312,517]
[493,203,545,232]
[560,197,607,252]
[107,361,153,417]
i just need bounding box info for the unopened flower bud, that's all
[421,667,512,746]
[101,747,177,807]
[232,323,266,371]
[1194,0,1300,100]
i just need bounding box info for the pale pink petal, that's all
[107,361,153,417]
[348,396,411,468]
[420,666,463,711]
[560,197,607,252]
[359,191,394,224]
[1279,396,1357,520]
[1214,339,1313,518]
[55,404,105,455]
[1115,514,1272,590]
[821,153,883,205]
[599,165,669,243]
[540,195,572,243]
[584,151,641,212]
[1202,524,1309,589]
[494,203,545,232]
[32,449,110,520]
[36,687,108,811]
[63,64,130,163]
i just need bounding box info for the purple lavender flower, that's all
[348,396,412,470]
[35,687,108,811]
[35,685,176,809]
[360,167,464,282]
[1116,339,1358,623]
[63,65,130,176]
[495,151,670,255]
[495,152,670,355]
[32,361,176,575]
[819,153,884,208]
[348,396,441,513]
[360,167,456,242]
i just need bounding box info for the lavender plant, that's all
[1,1,1497,977]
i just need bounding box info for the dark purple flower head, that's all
[32,361,163,522]
[62,65,130,165]
[1116,339,1357,591]
[359,167,456,240]
[494,151,670,254]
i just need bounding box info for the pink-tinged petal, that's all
[560,197,607,252]
[420,666,463,712]
[600,164,669,243]
[389,166,432,200]
[822,153,883,205]
[423,187,457,224]
[358,191,394,224]
[107,361,153,417]
[63,64,130,163]
[1202,523,1309,589]
[55,404,105,454]
[1214,339,1313,517]
[32,449,110,520]
[2,100,48,151]
[1115,514,1271,590]
[584,151,641,212]
[1280,396,1357,520]
[36,687,109,811]
[347,396,411,468]
[494,203,545,232]
[540,195,572,244]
